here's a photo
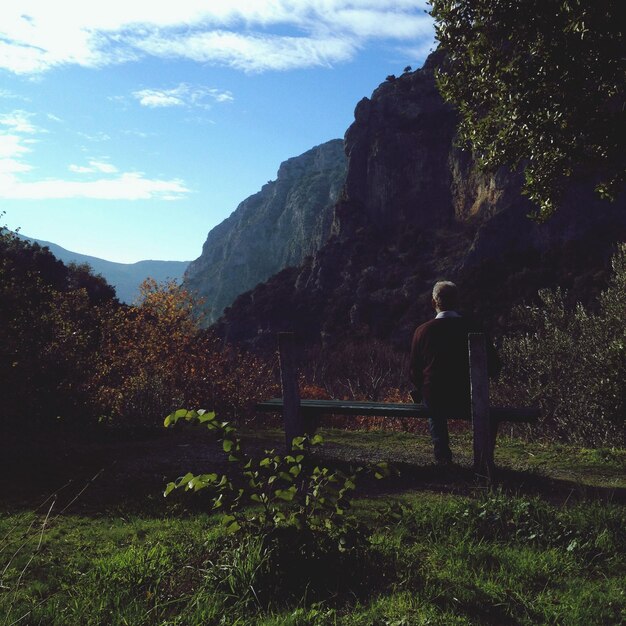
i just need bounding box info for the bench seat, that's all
[256,398,540,423]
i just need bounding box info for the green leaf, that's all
[177,472,194,487]
[163,482,176,497]
[164,409,187,427]
[197,411,216,423]
[292,436,307,449]
[275,487,296,501]
[223,439,233,452]
[226,520,241,534]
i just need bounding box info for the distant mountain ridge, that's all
[183,139,347,324]
[19,235,189,304]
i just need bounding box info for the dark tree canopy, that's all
[429,0,625,219]
[0,229,118,428]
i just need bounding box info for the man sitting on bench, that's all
[410,281,501,465]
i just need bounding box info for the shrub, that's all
[92,280,277,428]
[163,409,390,603]
[493,244,626,445]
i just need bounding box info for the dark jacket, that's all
[410,315,501,413]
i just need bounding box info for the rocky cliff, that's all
[215,52,626,350]
[184,140,347,323]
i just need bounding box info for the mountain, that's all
[183,139,347,324]
[214,51,626,350]
[19,235,189,304]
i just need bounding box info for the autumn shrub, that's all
[492,243,625,446]
[93,279,277,429]
[302,339,426,432]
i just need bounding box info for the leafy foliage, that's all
[163,409,391,601]
[0,227,117,430]
[0,223,275,433]
[91,279,276,428]
[163,409,388,536]
[493,243,626,444]
[430,0,625,219]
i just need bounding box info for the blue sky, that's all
[1,1,435,263]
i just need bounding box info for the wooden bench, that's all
[256,332,540,478]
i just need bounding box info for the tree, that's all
[429,0,625,219]
[0,228,116,430]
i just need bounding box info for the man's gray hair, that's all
[432,280,459,311]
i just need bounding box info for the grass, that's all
[1,430,624,625]
[314,428,626,489]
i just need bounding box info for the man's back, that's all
[410,316,479,412]
[411,315,501,412]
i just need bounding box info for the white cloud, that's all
[0,171,189,200]
[0,110,37,189]
[121,129,154,138]
[0,1,433,74]
[331,8,434,39]
[132,83,234,108]
[399,39,438,64]
[0,110,38,134]
[69,159,119,174]
[0,106,189,201]
[0,133,32,159]
[68,164,93,174]
[77,131,111,142]
[0,88,27,101]
[134,90,185,108]
[0,158,32,174]
[135,31,357,72]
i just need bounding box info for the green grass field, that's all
[1,429,624,625]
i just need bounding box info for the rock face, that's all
[184,140,347,324]
[215,52,626,350]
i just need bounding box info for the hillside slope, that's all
[20,236,189,303]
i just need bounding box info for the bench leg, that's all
[469,334,495,481]
[278,332,304,449]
